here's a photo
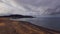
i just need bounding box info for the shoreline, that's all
[0,18,60,34]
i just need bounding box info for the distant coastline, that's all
[0,14,34,19]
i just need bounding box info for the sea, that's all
[11,15,60,31]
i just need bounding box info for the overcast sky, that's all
[0,0,60,16]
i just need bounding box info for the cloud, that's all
[15,0,60,15]
[0,0,60,16]
[0,0,27,16]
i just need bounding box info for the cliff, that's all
[0,17,60,34]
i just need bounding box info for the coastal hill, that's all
[0,17,60,34]
[0,14,34,19]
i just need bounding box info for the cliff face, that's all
[0,18,60,34]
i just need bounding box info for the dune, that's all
[0,17,60,34]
